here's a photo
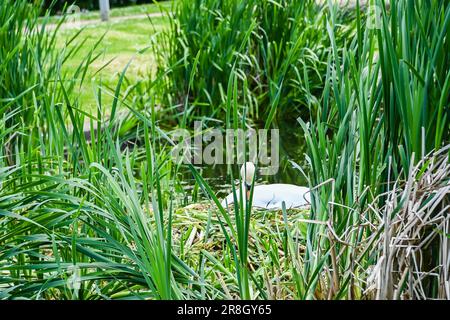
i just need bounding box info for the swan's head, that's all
[240,162,255,189]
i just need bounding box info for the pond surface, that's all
[177,119,309,200]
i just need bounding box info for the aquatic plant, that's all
[1,0,448,300]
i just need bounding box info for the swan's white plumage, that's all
[221,183,310,210]
[221,162,310,210]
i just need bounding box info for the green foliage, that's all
[299,0,450,299]
[1,0,448,301]
[154,0,354,125]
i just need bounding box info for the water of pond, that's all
[177,118,308,200]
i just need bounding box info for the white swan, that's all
[221,162,310,210]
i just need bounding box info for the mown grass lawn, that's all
[56,8,170,112]
[46,1,174,22]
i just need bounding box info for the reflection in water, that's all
[177,119,308,201]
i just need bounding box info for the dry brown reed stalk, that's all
[366,146,450,300]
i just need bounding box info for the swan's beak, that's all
[245,182,251,200]
[240,162,255,202]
